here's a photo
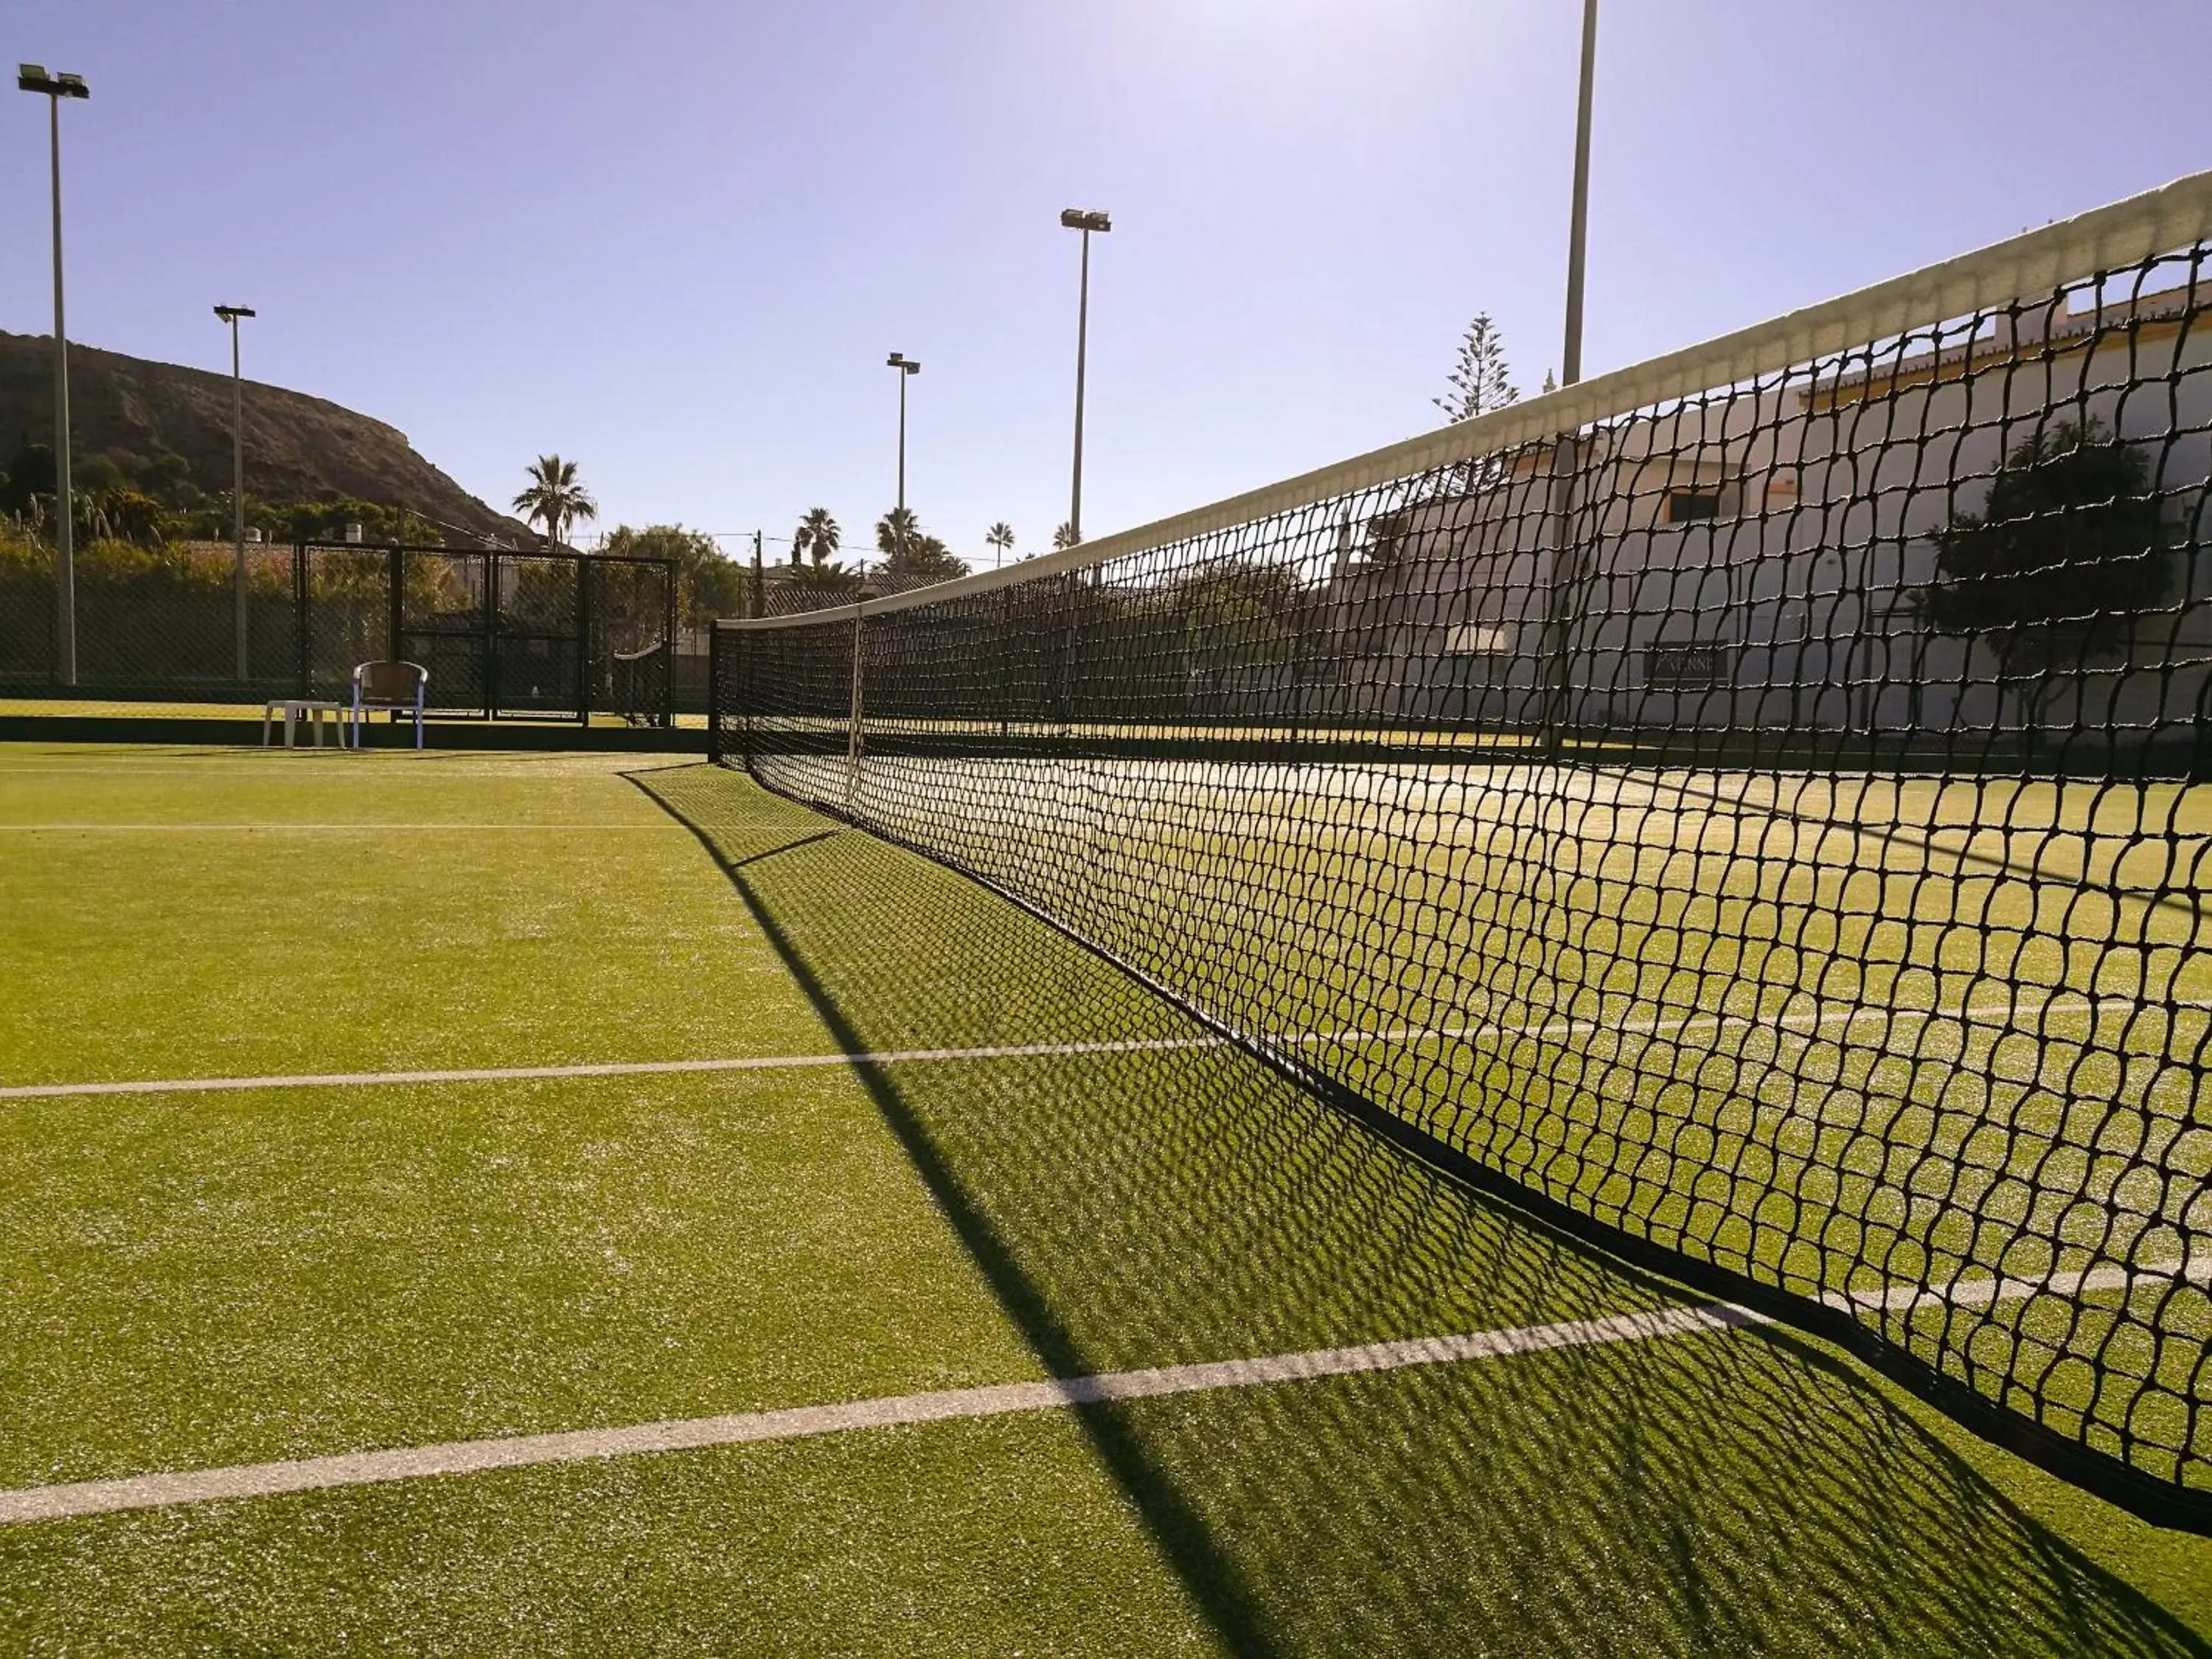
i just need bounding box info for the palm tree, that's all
[512,455,597,550]
[793,507,840,569]
[1052,521,1079,551]
[885,533,967,582]
[876,506,920,560]
[985,522,1015,568]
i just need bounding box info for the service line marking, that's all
[0,823,686,832]
[1,990,2182,1103]
[0,1304,1750,1525]
[0,1037,1231,1101]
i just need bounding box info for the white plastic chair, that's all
[350,660,428,748]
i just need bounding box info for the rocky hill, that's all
[0,331,531,545]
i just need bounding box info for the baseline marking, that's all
[0,1304,1750,1525]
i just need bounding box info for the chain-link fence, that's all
[0,539,678,729]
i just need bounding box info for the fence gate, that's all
[492,553,581,718]
[297,543,673,725]
[584,557,675,726]
[399,549,490,717]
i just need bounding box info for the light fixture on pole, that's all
[885,352,921,560]
[1559,0,1599,387]
[214,305,257,681]
[1059,208,1110,546]
[18,63,89,686]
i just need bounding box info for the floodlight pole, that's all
[886,352,920,513]
[19,65,89,684]
[1545,4,1599,759]
[215,305,257,681]
[1560,0,1599,387]
[1060,209,1111,543]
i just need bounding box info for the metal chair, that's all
[350,660,428,748]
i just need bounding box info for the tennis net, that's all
[713,173,2212,1528]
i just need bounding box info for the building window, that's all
[1645,640,1729,690]
[1664,488,1722,523]
[1444,622,1517,655]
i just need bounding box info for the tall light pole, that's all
[214,305,257,681]
[885,352,920,560]
[1060,208,1110,545]
[1559,0,1599,387]
[1545,0,1601,759]
[18,65,89,685]
[886,352,920,509]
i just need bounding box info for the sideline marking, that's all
[2,1256,2189,1527]
[0,1305,1751,1525]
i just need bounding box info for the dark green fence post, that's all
[706,622,723,763]
[386,544,403,669]
[484,552,501,719]
[575,554,592,727]
[294,541,310,698]
[663,560,677,730]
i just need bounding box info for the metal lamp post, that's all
[1559,0,1599,387]
[214,305,257,681]
[18,64,89,685]
[885,352,920,568]
[1544,0,1601,758]
[886,352,920,512]
[1059,208,1110,544]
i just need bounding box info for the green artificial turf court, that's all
[1,741,2210,1655]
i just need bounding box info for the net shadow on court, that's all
[634,763,2205,1659]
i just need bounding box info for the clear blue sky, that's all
[5,0,2210,564]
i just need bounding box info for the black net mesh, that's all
[714,218,2212,1524]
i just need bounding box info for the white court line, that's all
[0,1305,1750,1525]
[3,1254,2195,1526]
[0,1008,1913,1103]
[1821,1256,2210,1317]
[0,823,685,832]
[1,990,2185,1104]
[0,1037,1230,1102]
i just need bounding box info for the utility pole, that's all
[215,305,257,680]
